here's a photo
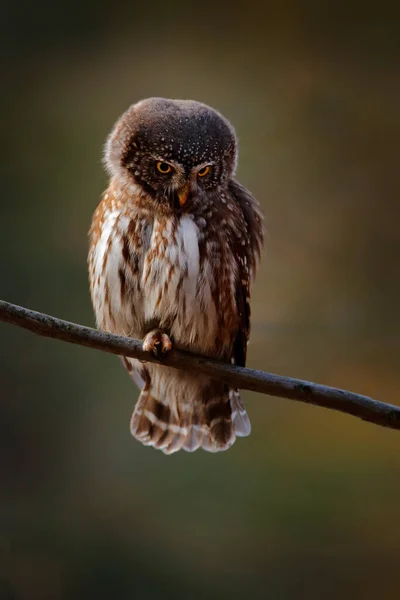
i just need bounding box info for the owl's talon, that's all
[142,330,172,359]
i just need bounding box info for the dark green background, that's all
[1,2,399,598]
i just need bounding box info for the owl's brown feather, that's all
[88,98,263,454]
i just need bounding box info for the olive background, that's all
[1,2,399,599]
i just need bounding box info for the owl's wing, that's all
[229,179,264,367]
[228,179,264,277]
[233,270,250,367]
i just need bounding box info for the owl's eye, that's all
[156,161,172,174]
[197,166,210,177]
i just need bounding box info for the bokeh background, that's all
[1,2,399,599]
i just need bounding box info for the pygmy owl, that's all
[88,98,263,454]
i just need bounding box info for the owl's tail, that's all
[130,387,251,455]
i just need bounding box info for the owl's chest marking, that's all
[89,206,135,333]
[142,214,219,351]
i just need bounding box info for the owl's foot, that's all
[142,330,172,359]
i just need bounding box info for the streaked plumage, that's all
[88,98,263,454]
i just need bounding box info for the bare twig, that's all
[0,299,399,430]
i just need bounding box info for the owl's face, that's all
[105,98,238,211]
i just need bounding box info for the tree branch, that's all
[1,299,399,430]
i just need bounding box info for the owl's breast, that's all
[143,214,225,355]
[90,200,238,358]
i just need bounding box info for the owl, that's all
[88,98,263,454]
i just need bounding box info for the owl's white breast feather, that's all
[179,216,200,280]
[91,208,120,321]
[91,207,134,332]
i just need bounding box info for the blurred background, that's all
[1,1,399,598]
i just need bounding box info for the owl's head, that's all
[105,98,238,210]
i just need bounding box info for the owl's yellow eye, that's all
[197,165,210,177]
[156,161,172,174]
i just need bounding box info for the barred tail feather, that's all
[130,392,187,453]
[230,389,251,437]
[129,386,251,455]
[201,389,235,452]
[182,400,205,452]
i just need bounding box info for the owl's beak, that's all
[178,183,190,206]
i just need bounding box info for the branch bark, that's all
[1,299,399,430]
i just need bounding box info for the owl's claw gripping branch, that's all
[142,330,172,358]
